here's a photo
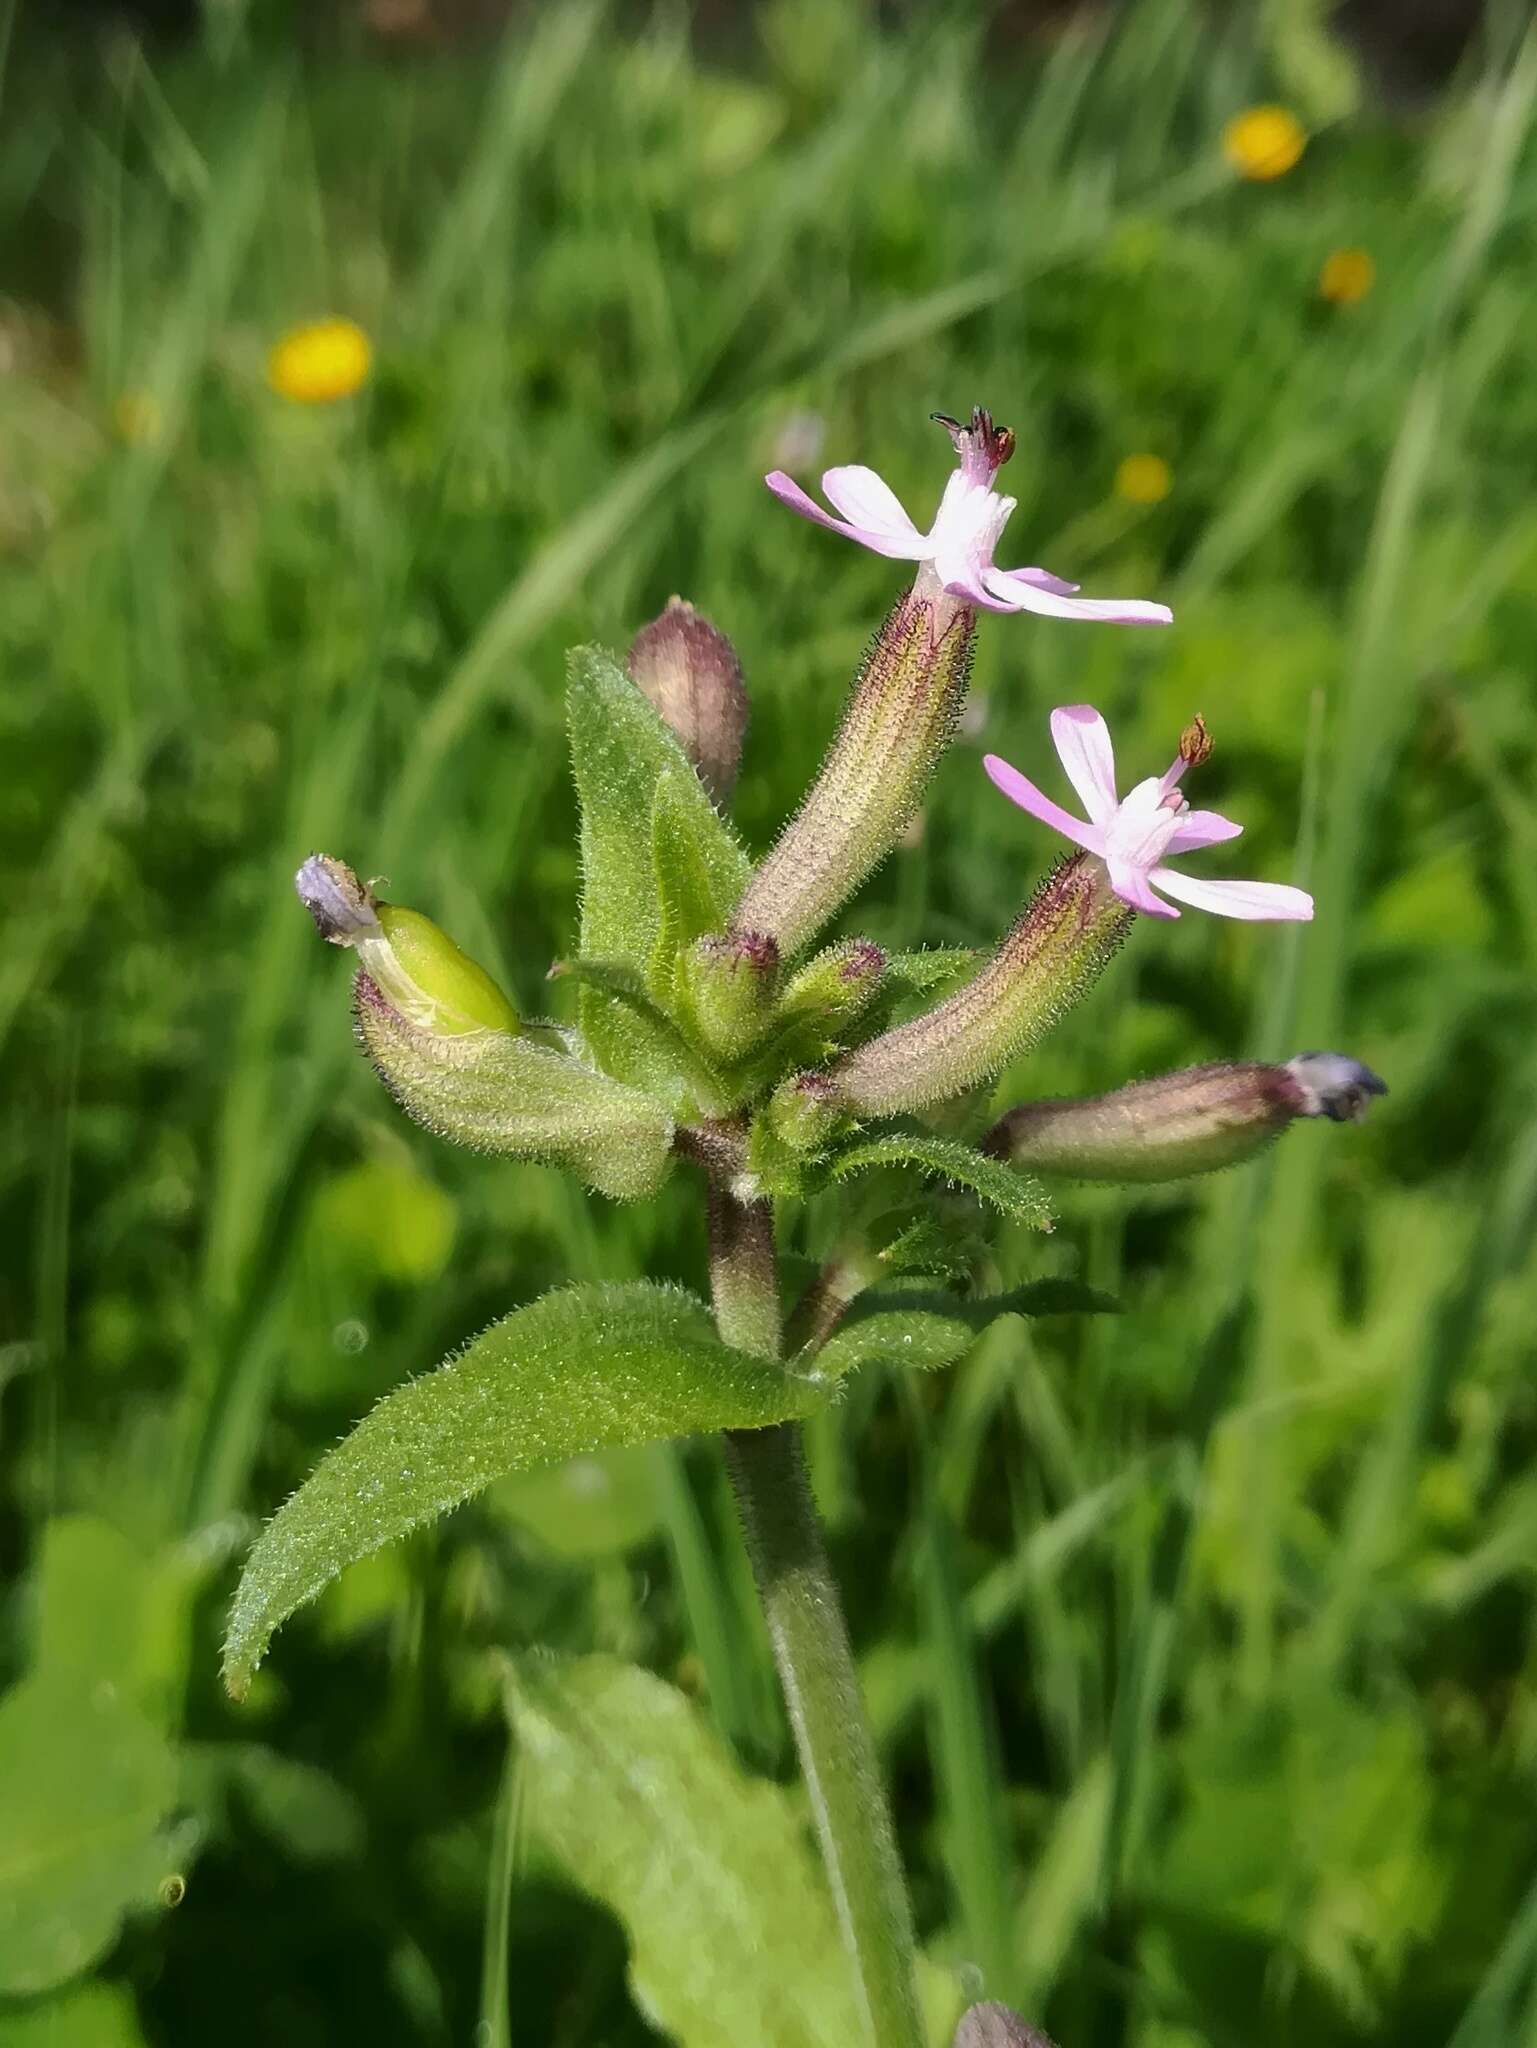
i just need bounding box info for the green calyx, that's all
[356,973,674,1201]
[730,592,975,959]
[827,855,1133,1117]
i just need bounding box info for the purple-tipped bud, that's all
[731,591,977,958]
[953,2005,1057,2048]
[680,929,780,1062]
[780,937,887,1036]
[825,855,1131,1116]
[767,1070,845,1155]
[983,1051,1387,1184]
[627,597,748,807]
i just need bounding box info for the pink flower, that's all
[984,706,1313,922]
[766,408,1172,626]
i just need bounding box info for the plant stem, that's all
[709,1189,926,2048]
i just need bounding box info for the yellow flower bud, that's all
[268,318,372,404]
[113,391,163,446]
[1114,453,1172,505]
[1319,245,1375,306]
[1222,105,1306,181]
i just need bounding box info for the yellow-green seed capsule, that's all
[371,905,520,1036]
[294,855,519,1037]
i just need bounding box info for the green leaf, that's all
[568,646,748,1085]
[854,948,976,1043]
[223,1283,820,1697]
[30,1516,195,1732]
[828,1133,1053,1229]
[551,956,725,1111]
[650,766,751,1000]
[32,1517,155,1696]
[882,948,976,995]
[0,1981,149,2048]
[0,1673,180,1997]
[506,1655,863,2048]
[811,1282,1117,1382]
[874,1213,987,1284]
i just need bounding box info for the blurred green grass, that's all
[4,1,1537,2043]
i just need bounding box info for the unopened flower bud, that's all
[953,2005,1057,2048]
[679,930,779,1062]
[766,1071,844,1154]
[295,855,519,1037]
[780,937,886,1033]
[627,597,748,807]
[731,591,976,958]
[826,855,1130,1116]
[983,1051,1387,1183]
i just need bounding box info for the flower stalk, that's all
[708,1190,925,2048]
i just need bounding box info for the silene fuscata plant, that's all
[224,409,1385,2048]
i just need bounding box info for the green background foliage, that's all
[4,0,1537,2042]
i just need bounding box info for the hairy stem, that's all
[709,1190,925,2048]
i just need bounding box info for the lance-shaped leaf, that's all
[828,1131,1053,1229]
[506,1655,865,2048]
[550,956,726,1112]
[810,1281,1116,1382]
[650,767,752,1001]
[223,1284,820,1697]
[879,948,976,999]
[0,1672,181,1996]
[356,974,674,1200]
[568,646,749,1086]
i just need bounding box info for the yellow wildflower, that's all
[113,391,163,446]
[1114,453,1172,506]
[1222,105,1306,182]
[1319,246,1375,306]
[267,318,372,404]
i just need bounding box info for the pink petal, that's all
[982,567,1173,626]
[1049,705,1119,827]
[764,472,925,560]
[1108,856,1179,919]
[819,465,922,544]
[1164,809,1243,854]
[995,566,1081,597]
[938,562,1017,613]
[1149,866,1314,922]
[982,754,1104,854]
